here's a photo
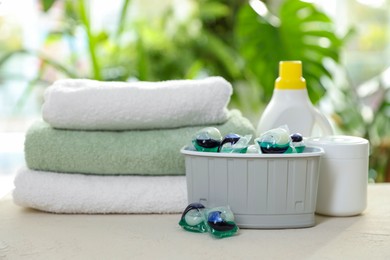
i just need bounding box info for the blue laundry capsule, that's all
[290,133,305,153]
[218,133,241,152]
[207,209,239,238]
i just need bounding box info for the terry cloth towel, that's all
[25,110,255,175]
[42,77,232,130]
[13,167,187,213]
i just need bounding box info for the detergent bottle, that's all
[256,61,333,137]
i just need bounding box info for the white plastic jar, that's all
[306,136,369,216]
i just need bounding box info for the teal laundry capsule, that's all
[255,127,291,154]
[179,203,208,233]
[192,127,222,152]
[220,134,252,153]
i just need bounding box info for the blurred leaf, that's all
[0,51,25,68]
[64,1,79,22]
[185,60,204,79]
[78,0,101,79]
[44,31,65,44]
[199,2,230,20]
[0,49,76,80]
[14,66,46,111]
[202,32,241,79]
[95,31,109,43]
[235,3,283,100]
[236,0,345,104]
[136,37,149,81]
[115,0,132,39]
[40,0,57,12]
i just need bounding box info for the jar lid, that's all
[306,135,369,159]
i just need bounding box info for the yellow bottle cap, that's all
[275,61,306,89]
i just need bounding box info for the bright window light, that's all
[357,0,386,8]
[249,0,268,17]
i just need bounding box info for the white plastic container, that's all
[306,136,369,216]
[181,147,324,228]
[257,61,333,137]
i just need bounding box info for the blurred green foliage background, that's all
[0,0,389,182]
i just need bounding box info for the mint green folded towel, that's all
[25,110,255,175]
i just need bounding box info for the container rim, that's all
[180,146,324,158]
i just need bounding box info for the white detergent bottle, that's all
[257,61,333,137]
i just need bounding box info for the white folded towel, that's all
[13,168,188,214]
[42,77,232,130]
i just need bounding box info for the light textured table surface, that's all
[0,184,389,259]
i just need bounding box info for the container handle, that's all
[313,108,334,136]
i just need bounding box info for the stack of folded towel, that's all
[13,77,256,214]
